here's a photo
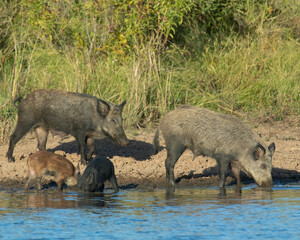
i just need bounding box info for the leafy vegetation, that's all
[0,0,299,141]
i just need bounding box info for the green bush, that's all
[0,0,299,141]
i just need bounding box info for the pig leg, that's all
[108,174,119,193]
[86,137,95,160]
[217,159,230,188]
[165,141,186,186]
[75,134,87,165]
[55,179,64,191]
[230,161,241,187]
[34,126,49,150]
[6,120,35,162]
[94,184,105,192]
[24,170,36,190]
[54,173,64,190]
[36,176,43,190]
[88,183,103,192]
[24,179,30,189]
[24,177,32,190]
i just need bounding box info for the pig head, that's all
[239,142,275,187]
[96,99,129,147]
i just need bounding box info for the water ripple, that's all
[0,186,300,239]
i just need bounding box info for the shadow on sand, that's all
[48,137,300,187]
[175,166,300,186]
[49,138,155,161]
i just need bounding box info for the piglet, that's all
[25,151,79,190]
[77,156,119,193]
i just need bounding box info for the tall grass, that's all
[187,35,300,117]
[0,0,299,142]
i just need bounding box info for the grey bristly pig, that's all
[7,89,129,164]
[153,105,275,189]
[77,156,119,193]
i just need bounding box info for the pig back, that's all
[160,106,259,156]
[21,89,101,133]
[28,151,75,176]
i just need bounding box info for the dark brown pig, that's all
[153,105,275,189]
[7,89,129,164]
[25,151,79,190]
[77,156,119,193]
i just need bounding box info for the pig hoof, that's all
[167,180,175,187]
[219,187,227,197]
[166,185,175,193]
[8,157,15,163]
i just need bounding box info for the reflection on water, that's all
[1,185,300,239]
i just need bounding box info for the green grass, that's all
[0,0,299,142]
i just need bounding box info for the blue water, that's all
[1,185,300,239]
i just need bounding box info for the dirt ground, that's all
[0,116,299,190]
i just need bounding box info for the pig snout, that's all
[257,179,273,188]
[246,168,273,188]
[252,174,273,188]
[110,128,130,146]
[116,135,130,147]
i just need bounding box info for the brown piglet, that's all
[25,151,79,190]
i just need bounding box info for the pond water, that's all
[1,185,300,240]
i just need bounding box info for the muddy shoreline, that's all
[0,117,299,190]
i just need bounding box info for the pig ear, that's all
[254,143,266,160]
[268,142,276,156]
[97,100,110,116]
[119,100,126,110]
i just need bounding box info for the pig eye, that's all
[111,119,117,124]
[260,163,267,170]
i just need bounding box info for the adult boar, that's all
[153,105,275,189]
[7,89,129,164]
[25,150,79,190]
[77,156,119,193]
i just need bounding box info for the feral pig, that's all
[77,156,119,193]
[25,151,79,190]
[153,105,276,189]
[7,89,129,164]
